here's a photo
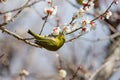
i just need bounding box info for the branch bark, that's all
[89,36,120,80]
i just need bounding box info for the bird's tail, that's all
[28,30,44,40]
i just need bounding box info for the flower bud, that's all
[52,27,61,35]
[44,6,57,16]
[59,69,67,78]
[81,20,90,27]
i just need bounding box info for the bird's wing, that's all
[45,37,56,42]
[35,38,57,46]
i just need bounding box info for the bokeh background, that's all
[0,0,120,80]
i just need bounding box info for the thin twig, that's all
[69,67,80,80]
[88,49,120,80]
[69,17,76,25]
[66,27,83,35]
[32,6,42,18]
[39,15,49,35]
[80,32,120,42]
[0,0,41,48]
[0,27,41,48]
[66,0,115,36]
[0,0,43,15]
[88,61,112,80]
[66,31,120,43]
[65,0,115,42]
[69,65,87,80]
[0,0,31,27]
[0,0,116,48]
[66,32,87,43]
[58,54,63,69]
[23,37,34,40]
[91,0,115,22]
[0,54,4,59]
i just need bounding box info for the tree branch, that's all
[88,37,120,80]
[0,27,41,48]
[0,0,43,15]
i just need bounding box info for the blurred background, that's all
[0,0,120,80]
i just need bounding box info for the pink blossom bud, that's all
[82,27,87,32]
[80,27,89,34]
[44,8,53,15]
[44,6,57,16]
[100,16,105,20]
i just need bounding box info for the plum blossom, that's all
[80,27,90,34]
[114,0,118,4]
[83,0,94,11]
[52,27,61,35]
[105,10,112,19]
[44,6,57,16]
[75,8,85,18]
[81,20,90,27]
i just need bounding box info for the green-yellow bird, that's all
[28,30,66,51]
[76,0,83,5]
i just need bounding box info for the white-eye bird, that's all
[76,0,83,5]
[27,30,66,51]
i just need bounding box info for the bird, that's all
[27,29,66,51]
[76,0,83,5]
